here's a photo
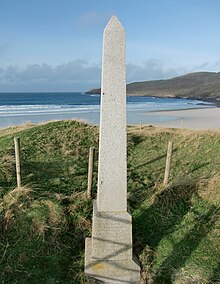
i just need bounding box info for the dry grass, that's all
[198,176,220,205]
[0,122,34,137]
[0,120,219,283]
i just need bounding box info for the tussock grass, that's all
[0,120,219,283]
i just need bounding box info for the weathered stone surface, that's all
[85,202,140,282]
[97,15,127,212]
[85,238,140,284]
[92,201,132,260]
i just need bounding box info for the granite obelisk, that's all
[97,15,127,213]
[85,16,140,283]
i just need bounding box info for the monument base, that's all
[85,201,140,283]
[85,238,140,283]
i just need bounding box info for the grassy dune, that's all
[0,120,219,283]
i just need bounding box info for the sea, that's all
[0,92,215,129]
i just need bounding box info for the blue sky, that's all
[0,0,220,91]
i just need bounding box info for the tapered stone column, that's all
[85,16,140,283]
[97,15,127,213]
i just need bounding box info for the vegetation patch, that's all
[0,120,219,283]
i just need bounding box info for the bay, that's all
[0,92,214,128]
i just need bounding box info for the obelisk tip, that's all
[105,15,125,31]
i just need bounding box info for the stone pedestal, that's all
[85,202,140,283]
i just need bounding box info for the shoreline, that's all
[145,107,220,130]
[87,89,220,107]
[127,94,220,107]
[0,106,219,131]
[147,106,216,113]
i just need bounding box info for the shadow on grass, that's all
[22,160,88,194]
[133,181,199,251]
[191,162,210,173]
[154,206,220,283]
[132,179,220,283]
[210,262,220,283]
[133,148,178,171]
[128,135,145,147]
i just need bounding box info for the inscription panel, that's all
[92,202,132,260]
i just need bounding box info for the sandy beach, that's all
[147,107,220,130]
[0,107,219,131]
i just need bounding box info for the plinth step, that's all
[85,238,140,284]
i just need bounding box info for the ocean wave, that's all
[0,97,214,117]
[0,104,100,116]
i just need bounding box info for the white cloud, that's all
[127,59,186,82]
[190,60,220,72]
[0,60,101,91]
[0,58,219,92]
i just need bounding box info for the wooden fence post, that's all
[87,146,95,199]
[164,141,173,186]
[139,120,142,131]
[14,137,22,188]
[180,118,184,129]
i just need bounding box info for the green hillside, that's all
[0,120,219,283]
[87,71,220,105]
